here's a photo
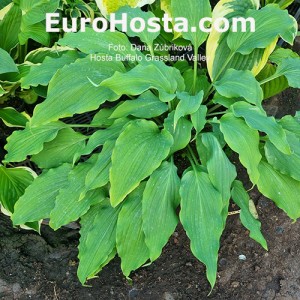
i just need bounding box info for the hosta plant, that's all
[1,0,300,289]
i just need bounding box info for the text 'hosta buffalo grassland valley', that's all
[0,0,300,290]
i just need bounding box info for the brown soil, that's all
[0,86,300,300]
[1,191,300,300]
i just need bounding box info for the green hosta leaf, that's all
[220,113,261,184]
[164,112,193,154]
[17,0,60,45]
[110,91,168,119]
[31,56,125,126]
[110,120,173,207]
[12,164,72,225]
[266,0,294,9]
[81,118,130,156]
[0,165,35,213]
[101,61,185,102]
[231,180,267,250]
[269,48,299,65]
[116,184,149,277]
[265,131,300,181]
[256,63,288,99]
[0,48,18,74]
[95,0,155,16]
[115,6,159,47]
[21,51,82,89]
[58,28,136,57]
[49,160,107,230]
[31,128,87,169]
[191,105,207,136]
[143,161,180,261]
[214,69,263,107]
[91,108,116,127]
[18,0,59,26]
[212,93,237,108]
[0,107,29,127]
[232,102,291,154]
[170,0,211,47]
[273,57,300,88]
[180,167,224,288]
[174,91,204,129]
[257,161,300,221]
[51,187,106,230]
[78,201,120,284]
[227,5,297,55]
[201,133,237,224]
[0,3,21,52]
[183,70,210,95]
[0,0,12,10]
[82,141,115,198]
[4,121,66,163]
[18,22,50,46]
[25,46,76,64]
[0,85,6,97]
[279,115,300,139]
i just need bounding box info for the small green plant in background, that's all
[0,0,300,290]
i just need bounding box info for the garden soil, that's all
[0,88,300,300]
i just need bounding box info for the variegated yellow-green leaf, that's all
[266,0,294,9]
[4,121,66,163]
[78,201,120,284]
[116,183,149,276]
[180,166,224,288]
[0,165,35,213]
[206,0,276,81]
[110,120,173,207]
[220,113,261,184]
[12,164,72,225]
[95,0,155,17]
[0,107,29,128]
[160,0,181,40]
[257,161,300,221]
[0,3,21,52]
[30,56,125,126]
[231,101,291,154]
[143,161,180,261]
[231,180,268,250]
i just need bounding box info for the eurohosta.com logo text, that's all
[46,13,256,34]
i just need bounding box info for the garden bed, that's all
[1,189,300,299]
[1,88,299,300]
